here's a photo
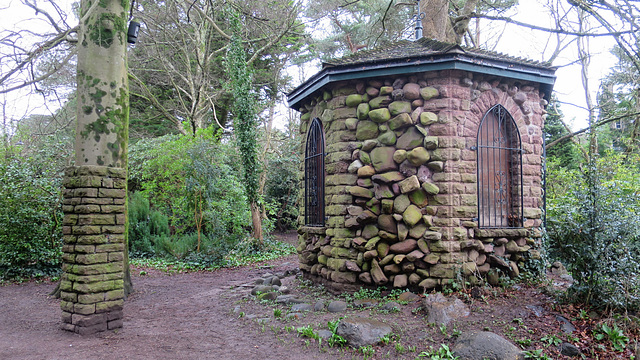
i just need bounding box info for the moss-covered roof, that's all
[322,38,552,69]
[288,37,556,111]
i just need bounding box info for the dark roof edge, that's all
[287,53,556,111]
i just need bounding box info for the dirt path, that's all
[1,232,635,359]
[0,252,337,360]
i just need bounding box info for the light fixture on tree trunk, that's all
[127,21,140,44]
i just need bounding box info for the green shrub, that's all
[157,233,199,259]
[128,134,193,231]
[128,191,170,258]
[264,131,300,231]
[129,131,252,263]
[129,130,250,241]
[0,158,63,279]
[547,153,640,310]
[157,231,242,267]
[183,138,250,248]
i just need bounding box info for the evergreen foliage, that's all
[598,45,640,154]
[547,152,640,310]
[128,130,250,240]
[264,128,300,231]
[127,191,171,257]
[0,153,63,279]
[544,96,581,169]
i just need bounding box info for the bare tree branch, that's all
[128,71,187,135]
[0,28,76,88]
[463,12,635,37]
[546,111,640,149]
[0,49,75,95]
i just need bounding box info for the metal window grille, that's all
[476,105,523,228]
[304,118,325,226]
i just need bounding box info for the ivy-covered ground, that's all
[0,232,637,360]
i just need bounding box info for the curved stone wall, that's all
[297,70,546,293]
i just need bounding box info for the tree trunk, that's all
[123,235,134,298]
[419,0,478,44]
[49,282,61,298]
[453,0,478,45]
[76,0,132,295]
[258,102,276,220]
[420,0,455,43]
[250,201,263,243]
[76,1,129,168]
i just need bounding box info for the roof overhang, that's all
[287,52,556,111]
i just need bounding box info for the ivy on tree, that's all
[226,10,262,241]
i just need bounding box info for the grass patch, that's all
[131,237,295,272]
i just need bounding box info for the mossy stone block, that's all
[422,182,440,195]
[388,101,412,116]
[356,121,379,140]
[393,149,407,163]
[377,130,397,145]
[364,236,381,251]
[73,279,122,294]
[379,86,394,95]
[420,111,438,125]
[398,175,420,194]
[95,299,124,313]
[362,139,378,151]
[327,257,347,271]
[430,264,455,278]
[349,186,374,199]
[408,188,429,207]
[369,96,391,109]
[345,117,358,130]
[388,113,413,130]
[369,108,391,123]
[346,94,363,107]
[423,136,439,150]
[420,87,439,100]
[326,174,358,186]
[393,194,411,214]
[402,205,422,227]
[362,224,379,239]
[377,242,390,257]
[427,161,444,172]
[357,103,370,119]
[407,147,430,166]
[372,171,404,183]
[370,147,397,172]
[396,127,424,150]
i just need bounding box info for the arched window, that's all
[305,118,325,226]
[476,105,523,228]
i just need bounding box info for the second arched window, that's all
[304,118,325,226]
[476,105,523,228]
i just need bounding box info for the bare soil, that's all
[0,231,636,359]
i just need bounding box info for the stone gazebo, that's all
[287,38,556,293]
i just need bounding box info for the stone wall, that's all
[60,165,126,334]
[297,70,546,293]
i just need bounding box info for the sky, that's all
[0,0,78,127]
[497,1,616,130]
[0,0,618,132]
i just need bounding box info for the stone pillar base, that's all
[60,165,126,335]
